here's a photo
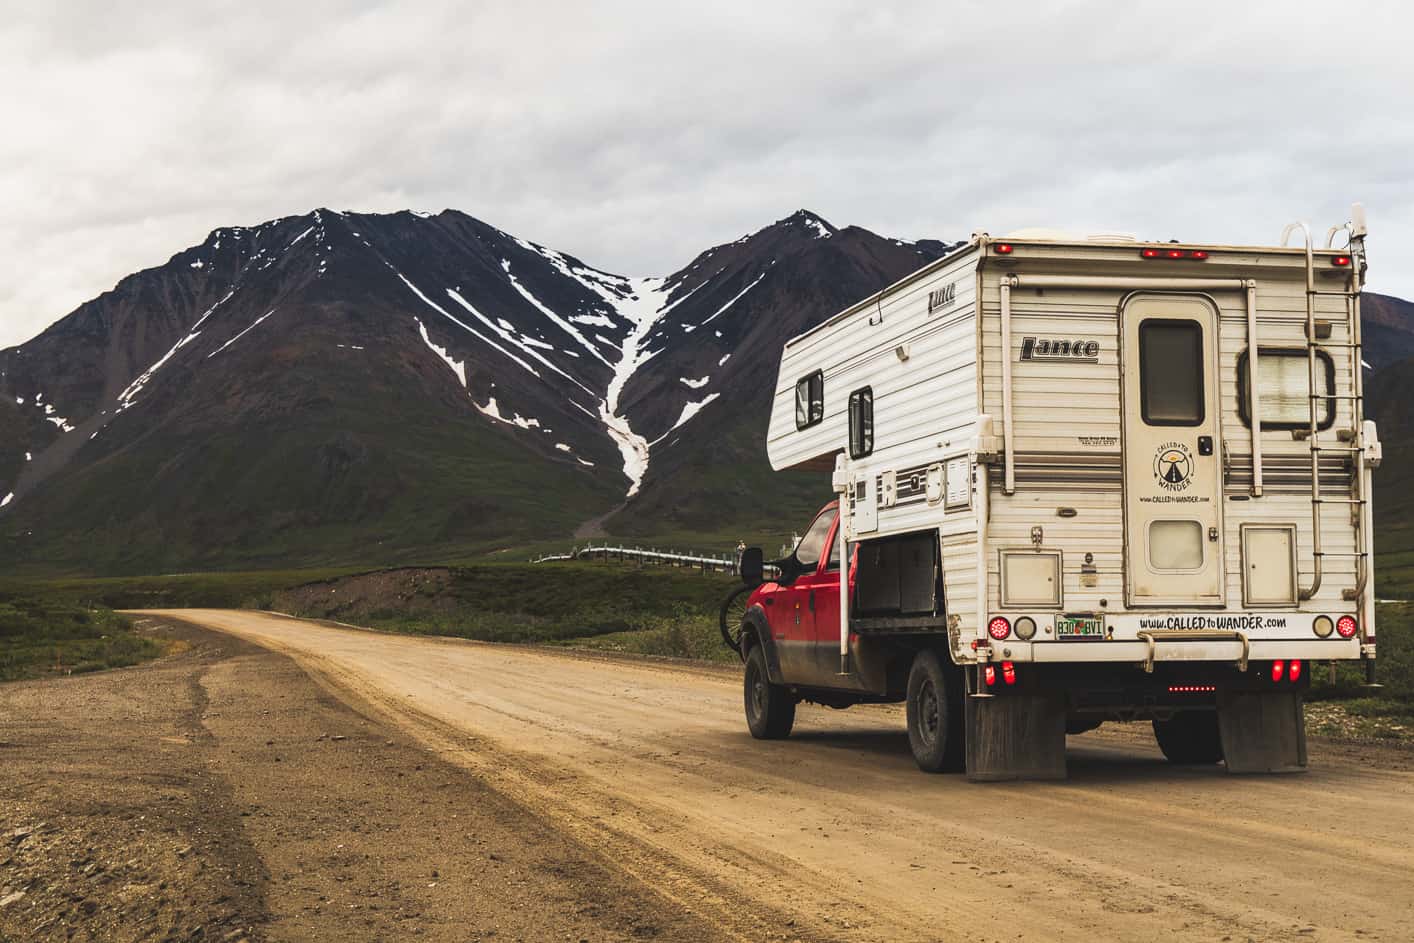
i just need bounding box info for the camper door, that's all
[1121,293,1225,607]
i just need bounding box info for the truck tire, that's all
[1152,711,1224,764]
[906,650,964,773]
[744,644,795,739]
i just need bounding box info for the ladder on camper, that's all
[1280,219,1369,605]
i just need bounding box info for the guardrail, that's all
[532,543,739,574]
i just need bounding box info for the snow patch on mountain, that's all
[415,318,467,387]
[445,288,596,399]
[118,288,236,410]
[476,396,543,431]
[681,376,709,389]
[651,393,722,446]
[699,269,769,328]
[598,276,676,497]
[501,260,613,367]
[207,309,277,359]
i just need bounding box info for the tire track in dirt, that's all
[139,609,1414,943]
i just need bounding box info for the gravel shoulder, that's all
[0,617,725,943]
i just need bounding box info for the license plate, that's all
[1057,615,1104,640]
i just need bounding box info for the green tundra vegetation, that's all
[0,597,163,681]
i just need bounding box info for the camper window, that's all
[1237,348,1336,430]
[1139,320,1204,426]
[795,506,837,568]
[848,387,874,458]
[795,371,824,430]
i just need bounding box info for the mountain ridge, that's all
[0,206,953,572]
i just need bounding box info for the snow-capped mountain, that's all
[0,207,954,571]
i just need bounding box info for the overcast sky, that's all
[2,1,1410,348]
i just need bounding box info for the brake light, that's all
[984,664,997,686]
[1289,659,1303,683]
[1333,255,1351,267]
[995,243,1014,255]
[988,616,1012,641]
[1140,248,1209,260]
[1271,660,1286,682]
[1168,684,1217,694]
[1001,661,1017,686]
[1336,615,1359,639]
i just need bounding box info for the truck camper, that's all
[723,206,1380,781]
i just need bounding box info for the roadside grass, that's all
[0,598,164,682]
[1303,601,1414,739]
[267,562,740,647]
[0,568,363,611]
[552,607,739,663]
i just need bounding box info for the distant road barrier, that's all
[532,543,738,574]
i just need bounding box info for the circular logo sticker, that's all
[1154,443,1194,492]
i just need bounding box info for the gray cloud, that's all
[3,0,1410,348]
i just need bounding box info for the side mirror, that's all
[739,547,764,586]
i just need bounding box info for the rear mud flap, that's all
[1217,691,1308,774]
[965,693,1067,782]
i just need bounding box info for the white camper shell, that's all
[758,210,1378,777]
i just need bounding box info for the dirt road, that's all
[133,610,1411,942]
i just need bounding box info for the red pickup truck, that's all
[726,500,967,773]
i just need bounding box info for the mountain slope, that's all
[0,208,951,572]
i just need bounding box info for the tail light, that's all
[984,664,997,686]
[1271,660,1286,682]
[1001,661,1017,686]
[1336,615,1359,639]
[988,616,1012,641]
[1289,659,1303,682]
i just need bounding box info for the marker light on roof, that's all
[1333,255,1352,267]
[1141,248,1209,260]
[995,243,1014,255]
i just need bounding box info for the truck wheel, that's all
[1152,711,1224,764]
[744,644,795,739]
[906,650,963,773]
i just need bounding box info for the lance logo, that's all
[1154,442,1194,492]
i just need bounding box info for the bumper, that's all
[984,636,1362,666]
